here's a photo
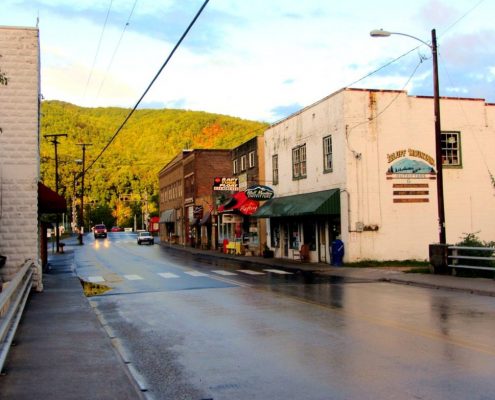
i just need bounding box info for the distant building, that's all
[217,136,268,256]
[257,88,495,263]
[158,149,232,248]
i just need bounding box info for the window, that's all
[240,155,247,171]
[323,135,333,172]
[292,144,307,179]
[233,159,238,174]
[272,154,279,185]
[441,131,461,166]
[248,151,255,168]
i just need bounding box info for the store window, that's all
[292,144,307,179]
[441,131,462,166]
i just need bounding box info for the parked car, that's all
[137,231,154,245]
[94,224,107,239]
[111,226,124,232]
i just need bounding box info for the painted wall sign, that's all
[213,177,239,191]
[239,199,259,215]
[245,185,275,200]
[386,149,435,203]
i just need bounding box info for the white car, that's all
[137,231,154,245]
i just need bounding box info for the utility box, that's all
[429,243,450,274]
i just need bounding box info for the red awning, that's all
[38,182,67,214]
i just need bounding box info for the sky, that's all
[1,0,494,122]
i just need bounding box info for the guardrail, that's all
[0,260,33,372]
[448,246,495,274]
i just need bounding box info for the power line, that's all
[85,0,210,176]
[83,0,114,99]
[95,0,139,100]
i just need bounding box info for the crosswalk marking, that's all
[184,271,209,277]
[87,276,105,283]
[124,274,144,280]
[237,269,265,275]
[212,270,237,276]
[158,272,180,279]
[263,269,293,275]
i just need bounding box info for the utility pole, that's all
[44,133,67,252]
[76,143,92,245]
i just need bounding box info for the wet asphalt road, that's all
[75,232,495,400]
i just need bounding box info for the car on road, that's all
[137,231,154,245]
[93,224,107,239]
[111,226,124,232]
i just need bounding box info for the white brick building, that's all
[0,26,42,288]
[257,88,495,263]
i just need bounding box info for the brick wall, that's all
[0,27,41,287]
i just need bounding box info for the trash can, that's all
[331,237,344,266]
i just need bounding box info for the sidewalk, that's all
[0,242,144,400]
[162,242,495,297]
[1,238,493,400]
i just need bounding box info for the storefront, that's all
[254,189,341,263]
[159,208,178,243]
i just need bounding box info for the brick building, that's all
[158,149,232,248]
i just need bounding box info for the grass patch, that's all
[80,279,111,297]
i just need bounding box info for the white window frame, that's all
[248,151,255,168]
[233,159,238,174]
[240,155,247,171]
[272,154,279,185]
[292,144,306,179]
[323,135,333,172]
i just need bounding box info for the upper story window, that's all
[233,158,238,174]
[441,131,461,167]
[292,144,307,179]
[272,154,279,185]
[240,155,247,171]
[248,151,256,168]
[323,135,333,172]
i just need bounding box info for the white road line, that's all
[124,274,144,280]
[184,271,209,277]
[263,269,293,275]
[158,272,180,279]
[87,276,105,283]
[236,269,265,275]
[212,270,238,276]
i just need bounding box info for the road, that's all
[75,232,495,400]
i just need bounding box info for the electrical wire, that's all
[95,0,139,100]
[83,0,114,99]
[85,0,210,176]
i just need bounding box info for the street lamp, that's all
[370,28,446,245]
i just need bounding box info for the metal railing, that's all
[0,260,33,372]
[448,246,495,273]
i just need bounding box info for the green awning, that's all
[159,209,176,223]
[253,189,340,218]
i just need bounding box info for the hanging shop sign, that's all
[213,177,239,191]
[245,185,275,200]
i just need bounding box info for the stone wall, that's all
[0,26,41,288]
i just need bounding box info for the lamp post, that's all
[370,28,446,245]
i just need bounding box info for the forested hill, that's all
[40,101,268,213]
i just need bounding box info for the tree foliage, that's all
[40,101,268,226]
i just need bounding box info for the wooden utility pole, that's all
[76,143,92,244]
[44,133,67,252]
